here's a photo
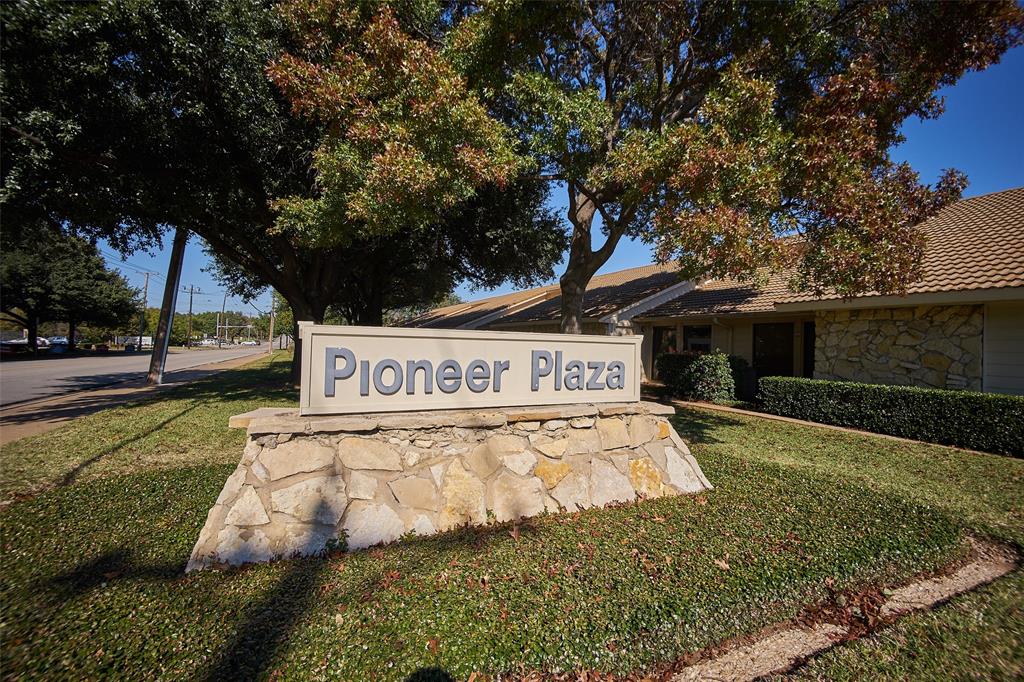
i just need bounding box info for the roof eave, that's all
[773,285,1024,312]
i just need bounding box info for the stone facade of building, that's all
[814,304,983,390]
[187,402,712,571]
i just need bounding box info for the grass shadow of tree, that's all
[198,501,537,680]
[45,549,183,602]
[670,407,744,445]
[56,401,205,488]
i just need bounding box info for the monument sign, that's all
[188,323,712,571]
[299,324,642,415]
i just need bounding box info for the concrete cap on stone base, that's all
[230,401,677,434]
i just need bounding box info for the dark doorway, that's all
[802,321,816,378]
[651,326,677,378]
[753,323,794,381]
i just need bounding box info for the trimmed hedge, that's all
[656,351,736,403]
[758,376,1024,456]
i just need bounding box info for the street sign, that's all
[298,324,641,415]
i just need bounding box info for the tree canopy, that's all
[1,0,563,350]
[448,0,1023,330]
[4,0,1021,339]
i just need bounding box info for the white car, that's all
[240,340,259,346]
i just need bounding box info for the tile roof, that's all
[403,283,558,328]
[646,187,1024,316]
[494,262,685,323]
[640,269,793,318]
[779,186,1024,303]
[409,187,1023,327]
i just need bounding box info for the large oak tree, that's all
[450,0,1023,331]
[1,0,563,373]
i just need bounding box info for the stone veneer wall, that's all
[814,304,983,390]
[187,402,711,571]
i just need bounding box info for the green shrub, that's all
[657,351,736,402]
[655,351,699,394]
[758,376,1024,457]
[727,355,754,401]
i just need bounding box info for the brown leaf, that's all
[427,637,439,654]
[714,558,730,571]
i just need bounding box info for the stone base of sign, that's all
[187,401,712,572]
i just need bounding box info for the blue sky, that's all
[103,46,1024,313]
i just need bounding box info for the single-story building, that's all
[406,187,1024,395]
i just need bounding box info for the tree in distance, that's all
[0,227,140,351]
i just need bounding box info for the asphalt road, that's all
[0,345,270,406]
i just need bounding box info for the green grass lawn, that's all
[0,357,1021,680]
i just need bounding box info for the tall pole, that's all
[186,285,194,348]
[147,228,187,385]
[219,292,227,347]
[137,272,150,350]
[267,294,275,355]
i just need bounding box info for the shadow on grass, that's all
[200,500,508,680]
[204,554,331,681]
[42,499,535,680]
[47,550,182,601]
[670,407,744,445]
[56,401,205,488]
[406,668,454,682]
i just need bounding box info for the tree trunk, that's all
[27,315,39,355]
[559,192,600,334]
[68,319,77,352]
[287,298,327,387]
[558,269,590,334]
[558,187,632,334]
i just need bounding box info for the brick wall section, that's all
[814,305,983,391]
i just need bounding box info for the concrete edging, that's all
[671,538,1018,681]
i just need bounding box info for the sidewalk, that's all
[0,353,266,447]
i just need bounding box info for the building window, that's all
[683,325,712,353]
[652,326,677,358]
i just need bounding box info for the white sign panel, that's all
[299,324,641,415]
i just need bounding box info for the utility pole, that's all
[267,294,275,355]
[219,292,227,347]
[186,285,194,348]
[147,228,187,385]
[137,272,150,351]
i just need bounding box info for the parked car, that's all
[0,338,50,355]
[240,340,259,346]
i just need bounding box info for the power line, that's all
[98,248,165,278]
